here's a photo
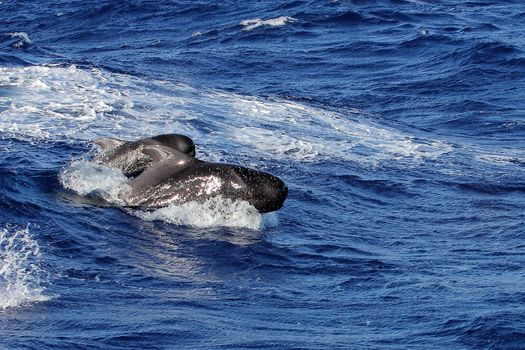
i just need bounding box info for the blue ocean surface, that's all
[1,1,525,349]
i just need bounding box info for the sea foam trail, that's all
[0,64,452,167]
[0,226,50,310]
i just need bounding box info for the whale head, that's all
[236,168,288,213]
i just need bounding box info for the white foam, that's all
[475,152,525,166]
[5,32,31,48]
[211,91,453,165]
[59,160,131,204]
[133,197,266,230]
[0,226,50,311]
[240,16,296,31]
[0,64,451,167]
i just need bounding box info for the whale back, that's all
[126,161,288,213]
[94,134,196,177]
[150,134,195,157]
[128,147,197,194]
[94,138,125,152]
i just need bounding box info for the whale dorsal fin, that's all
[95,138,125,152]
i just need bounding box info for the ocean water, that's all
[1,1,525,348]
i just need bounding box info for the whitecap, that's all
[0,225,50,311]
[240,16,296,31]
[0,64,452,168]
[6,32,31,48]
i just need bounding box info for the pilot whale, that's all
[94,134,195,177]
[94,134,288,213]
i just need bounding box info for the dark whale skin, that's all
[94,135,288,213]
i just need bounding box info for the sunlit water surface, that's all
[1,1,525,349]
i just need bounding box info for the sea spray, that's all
[132,197,266,230]
[59,159,131,205]
[0,225,50,310]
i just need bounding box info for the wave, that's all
[240,16,296,31]
[439,313,525,349]
[465,42,524,66]
[0,64,453,168]
[475,153,525,166]
[0,225,50,310]
[3,32,31,49]
[441,41,525,68]
[455,181,525,195]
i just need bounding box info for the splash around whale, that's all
[81,134,288,213]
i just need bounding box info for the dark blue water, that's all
[1,1,525,349]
